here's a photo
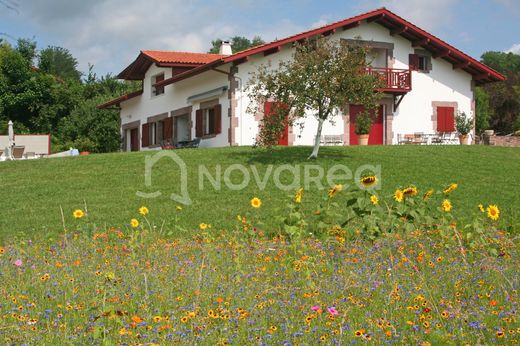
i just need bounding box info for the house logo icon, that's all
[136,151,192,205]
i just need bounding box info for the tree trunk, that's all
[308,118,325,159]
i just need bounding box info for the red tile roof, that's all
[142,50,223,65]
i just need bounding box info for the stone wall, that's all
[487,135,520,147]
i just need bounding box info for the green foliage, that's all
[247,37,382,158]
[475,86,491,134]
[480,51,520,134]
[354,111,372,135]
[455,111,473,135]
[209,35,265,54]
[38,46,82,81]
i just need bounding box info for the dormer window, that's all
[152,73,165,96]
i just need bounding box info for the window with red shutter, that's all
[214,104,222,134]
[152,73,165,96]
[195,109,203,138]
[409,54,419,71]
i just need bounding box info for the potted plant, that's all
[455,111,473,145]
[355,110,372,145]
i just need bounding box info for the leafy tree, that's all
[15,38,37,64]
[209,36,265,54]
[475,86,491,135]
[38,46,82,81]
[479,51,520,134]
[247,37,382,159]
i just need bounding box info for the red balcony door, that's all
[349,105,384,145]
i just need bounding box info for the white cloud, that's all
[506,43,520,54]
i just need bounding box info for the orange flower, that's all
[131,315,143,323]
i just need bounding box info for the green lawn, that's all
[0,145,519,238]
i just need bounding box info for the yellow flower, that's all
[251,197,262,208]
[486,204,500,221]
[393,189,404,203]
[73,209,84,219]
[478,204,485,213]
[199,223,208,230]
[441,199,452,212]
[328,184,343,198]
[370,195,379,205]
[138,206,149,216]
[294,188,303,204]
[360,175,377,188]
[423,189,434,200]
[176,205,183,211]
[403,186,417,197]
[443,183,458,194]
[130,218,139,228]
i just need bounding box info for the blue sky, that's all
[1,0,519,77]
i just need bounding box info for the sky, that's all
[1,0,519,77]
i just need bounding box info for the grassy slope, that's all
[0,145,519,238]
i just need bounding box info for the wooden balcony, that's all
[365,67,412,93]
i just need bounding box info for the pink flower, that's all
[327,307,338,315]
[311,305,321,311]
[14,259,22,267]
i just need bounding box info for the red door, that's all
[264,101,289,146]
[130,128,139,151]
[349,105,384,145]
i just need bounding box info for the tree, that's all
[475,86,491,135]
[479,51,520,134]
[38,46,82,81]
[247,37,382,159]
[209,36,265,54]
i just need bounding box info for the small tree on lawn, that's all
[247,37,382,159]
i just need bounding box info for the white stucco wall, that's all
[119,19,474,149]
[120,64,230,150]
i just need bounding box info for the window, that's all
[409,51,432,73]
[196,104,222,138]
[152,73,165,96]
[141,117,173,147]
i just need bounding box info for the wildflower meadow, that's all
[1,178,518,345]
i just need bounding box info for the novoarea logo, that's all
[137,151,381,205]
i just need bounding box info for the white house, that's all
[98,7,505,151]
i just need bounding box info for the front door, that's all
[130,128,139,151]
[349,105,384,145]
[264,101,289,146]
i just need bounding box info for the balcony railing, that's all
[365,67,412,92]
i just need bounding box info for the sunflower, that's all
[360,175,377,188]
[138,206,149,216]
[370,195,379,205]
[73,209,84,219]
[393,189,404,203]
[354,329,365,337]
[294,188,303,204]
[250,197,262,208]
[443,183,458,194]
[441,199,452,212]
[423,189,434,200]
[199,223,208,230]
[403,186,418,197]
[328,184,343,198]
[130,218,139,228]
[486,204,500,221]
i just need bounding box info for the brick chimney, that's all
[219,40,233,56]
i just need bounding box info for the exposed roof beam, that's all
[433,49,451,58]
[475,73,491,80]
[264,46,281,56]
[390,26,408,35]
[233,56,249,66]
[412,38,430,47]
[322,28,336,36]
[367,13,385,23]
[342,21,361,30]
[453,61,471,70]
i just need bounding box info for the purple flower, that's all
[14,259,22,267]
[311,305,321,311]
[327,306,338,315]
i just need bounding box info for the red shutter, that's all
[214,104,222,134]
[142,123,150,147]
[445,107,455,132]
[409,54,419,71]
[163,117,173,141]
[195,109,203,138]
[437,107,455,132]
